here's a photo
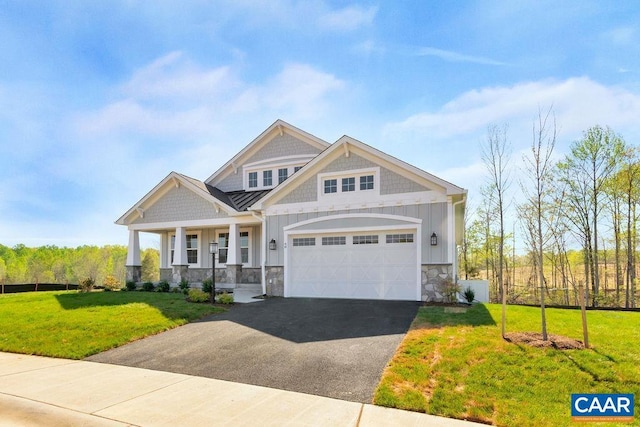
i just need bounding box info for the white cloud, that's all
[318,5,377,32]
[386,77,640,145]
[417,46,506,66]
[74,55,346,140]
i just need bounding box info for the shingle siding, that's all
[132,186,228,224]
[215,171,243,193]
[246,133,322,164]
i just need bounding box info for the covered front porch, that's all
[125,218,267,291]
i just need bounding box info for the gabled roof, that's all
[205,119,330,186]
[251,135,467,210]
[115,172,241,225]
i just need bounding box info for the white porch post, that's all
[173,227,188,266]
[125,229,142,283]
[227,223,241,265]
[126,230,141,266]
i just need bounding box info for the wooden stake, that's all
[579,283,589,349]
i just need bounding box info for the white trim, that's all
[127,216,260,231]
[283,213,421,232]
[317,167,380,201]
[283,214,421,301]
[266,191,447,216]
[243,162,308,191]
[243,154,316,169]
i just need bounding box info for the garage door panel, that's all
[289,229,419,301]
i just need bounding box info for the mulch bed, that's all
[504,332,584,350]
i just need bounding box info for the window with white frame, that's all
[292,237,315,246]
[244,165,305,190]
[217,231,250,264]
[360,175,374,190]
[320,169,378,197]
[170,232,200,266]
[248,172,258,188]
[263,170,273,186]
[324,178,337,194]
[342,177,355,192]
[386,233,414,243]
[278,168,288,184]
[322,236,346,246]
[353,235,379,245]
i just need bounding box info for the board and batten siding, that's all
[265,203,448,266]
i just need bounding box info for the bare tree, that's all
[520,107,557,340]
[482,124,511,338]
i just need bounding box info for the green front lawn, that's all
[0,291,225,359]
[375,303,640,427]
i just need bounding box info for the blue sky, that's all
[1,1,639,249]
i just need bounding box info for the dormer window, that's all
[278,168,288,184]
[263,170,273,186]
[248,172,258,188]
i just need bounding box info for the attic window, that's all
[248,172,258,188]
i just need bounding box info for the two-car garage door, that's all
[288,230,419,300]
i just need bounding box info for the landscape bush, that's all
[218,292,234,305]
[142,282,155,292]
[78,277,95,293]
[463,287,475,303]
[125,280,137,291]
[201,278,213,294]
[103,275,121,291]
[187,288,209,303]
[179,279,190,295]
[156,280,170,293]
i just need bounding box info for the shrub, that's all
[142,282,155,292]
[440,279,460,303]
[179,279,190,295]
[78,277,95,293]
[103,275,121,291]
[463,287,475,304]
[218,292,234,305]
[201,278,213,294]
[187,288,209,303]
[171,287,181,294]
[125,280,137,291]
[156,280,170,293]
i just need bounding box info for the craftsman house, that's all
[116,120,466,301]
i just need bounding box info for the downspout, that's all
[251,211,267,296]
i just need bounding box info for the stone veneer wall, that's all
[160,267,261,286]
[266,266,284,296]
[421,264,454,302]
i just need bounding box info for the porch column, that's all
[172,227,189,284]
[125,230,142,282]
[173,227,188,266]
[227,223,241,265]
[226,223,242,284]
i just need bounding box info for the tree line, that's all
[0,244,160,286]
[462,108,638,311]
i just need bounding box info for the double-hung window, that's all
[170,233,199,265]
[217,231,249,264]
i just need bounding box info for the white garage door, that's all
[288,230,419,300]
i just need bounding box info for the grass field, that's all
[374,303,640,427]
[0,291,225,359]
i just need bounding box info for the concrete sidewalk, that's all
[0,352,484,426]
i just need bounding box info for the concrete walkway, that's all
[0,352,484,426]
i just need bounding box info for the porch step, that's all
[234,283,262,292]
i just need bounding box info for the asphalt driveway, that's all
[86,298,420,403]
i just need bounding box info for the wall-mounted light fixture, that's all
[269,239,277,250]
[430,232,438,246]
